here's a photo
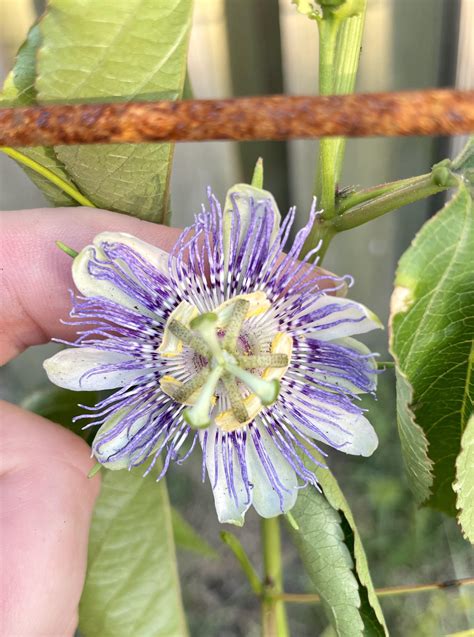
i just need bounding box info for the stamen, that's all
[223,299,250,351]
[221,372,249,423]
[225,362,280,406]
[168,319,210,357]
[190,313,224,363]
[160,367,210,403]
[174,368,210,402]
[238,353,289,369]
[184,365,223,429]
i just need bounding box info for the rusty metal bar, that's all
[0,89,473,147]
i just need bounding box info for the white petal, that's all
[285,395,378,457]
[94,232,169,272]
[202,426,251,526]
[310,336,378,394]
[43,347,142,391]
[246,423,298,517]
[299,296,383,340]
[223,184,281,275]
[72,232,168,312]
[93,409,148,470]
[342,414,378,456]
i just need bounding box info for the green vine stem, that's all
[315,1,367,218]
[315,12,341,216]
[261,516,289,637]
[271,576,474,603]
[336,174,430,215]
[331,2,367,187]
[302,0,367,260]
[300,165,455,265]
[0,146,95,208]
[331,171,455,232]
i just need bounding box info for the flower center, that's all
[158,293,293,431]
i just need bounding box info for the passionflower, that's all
[44,183,381,525]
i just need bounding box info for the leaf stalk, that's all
[0,146,95,207]
[220,531,262,596]
[270,576,474,603]
[331,171,453,232]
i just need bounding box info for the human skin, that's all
[0,206,334,636]
[0,208,181,637]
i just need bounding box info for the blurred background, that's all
[1,1,473,635]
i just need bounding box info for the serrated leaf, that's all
[390,183,474,515]
[290,459,387,637]
[316,466,387,636]
[172,507,217,558]
[454,412,474,543]
[0,25,78,206]
[0,23,39,106]
[452,136,474,173]
[36,0,193,222]
[452,136,474,195]
[79,469,188,637]
[394,368,433,504]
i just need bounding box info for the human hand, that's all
[0,207,180,636]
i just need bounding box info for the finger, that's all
[1,207,181,364]
[0,206,342,365]
[0,400,100,637]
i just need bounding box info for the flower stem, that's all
[0,146,95,207]
[261,516,289,637]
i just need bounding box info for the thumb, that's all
[0,401,100,637]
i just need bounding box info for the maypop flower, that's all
[44,183,381,525]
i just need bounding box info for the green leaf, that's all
[393,368,433,504]
[0,24,78,206]
[290,460,387,637]
[452,136,474,174]
[0,23,40,106]
[36,0,193,223]
[390,183,474,515]
[79,469,188,637]
[452,136,474,195]
[453,413,474,543]
[21,385,98,443]
[172,507,217,558]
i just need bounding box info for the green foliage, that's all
[452,136,474,191]
[0,25,78,206]
[36,0,193,222]
[393,368,433,504]
[454,413,474,543]
[390,183,474,515]
[21,385,98,443]
[79,469,188,637]
[290,459,387,637]
[172,507,217,558]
